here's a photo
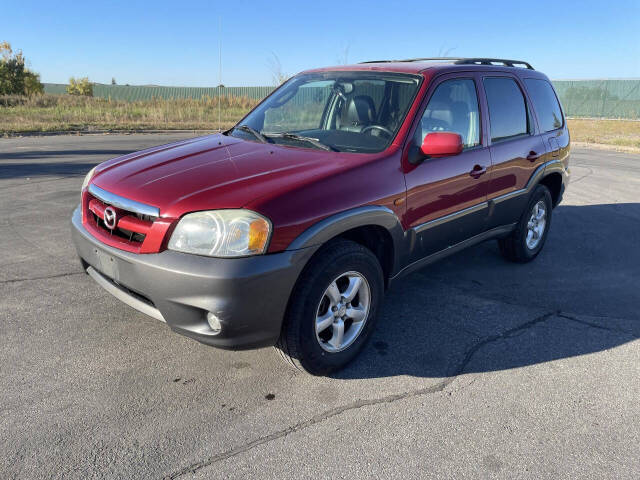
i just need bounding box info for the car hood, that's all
[91,134,350,218]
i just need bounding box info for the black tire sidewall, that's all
[287,242,384,375]
[519,185,553,260]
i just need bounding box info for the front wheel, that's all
[498,184,553,263]
[276,240,384,375]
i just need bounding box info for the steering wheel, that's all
[361,125,393,137]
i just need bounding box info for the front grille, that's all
[87,194,155,246]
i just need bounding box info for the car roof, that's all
[302,58,550,80]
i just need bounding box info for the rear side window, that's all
[524,79,563,132]
[483,77,529,142]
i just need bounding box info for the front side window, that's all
[416,78,480,148]
[229,72,421,153]
[483,77,529,142]
[524,78,564,132]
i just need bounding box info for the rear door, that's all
[403,73,491,263]
[481,75,547,228]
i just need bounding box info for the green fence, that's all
[552,80,640,119]
[44,80,640,119]
[43,83,274,101]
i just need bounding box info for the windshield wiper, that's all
[235,124,268,143]
[263,132,334,151]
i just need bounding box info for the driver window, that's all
[418,78,480,148]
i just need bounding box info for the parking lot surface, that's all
[1,133,639,479]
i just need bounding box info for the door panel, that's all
[482,75,547,228]
[405,148,491,260]
[487,136,547,198]
[404,75,490,262]
[486,135,547,227]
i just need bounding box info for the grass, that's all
[1,94,639,152]
[566,118,640,150]
[0,94,259,133]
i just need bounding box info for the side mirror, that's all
[409,132,463,164]
[421,132,463,157]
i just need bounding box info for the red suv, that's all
[72,57,570,375]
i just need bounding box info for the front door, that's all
[404,74,491,263]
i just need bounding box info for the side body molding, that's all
[286,206,408,277]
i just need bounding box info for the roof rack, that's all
[359,57,534,70]
[455,58,534,69]
[359,57,464,64]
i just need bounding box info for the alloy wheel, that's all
[526,200,547,250]
[315,271,371,353]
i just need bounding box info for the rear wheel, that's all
[498,184,553,263]
[276,240,384,375]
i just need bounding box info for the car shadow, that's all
[0,161,104,179]
[0,149,133,160]
[0,148,137,179]
[330,202,640,380]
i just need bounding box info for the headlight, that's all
[168,210,271,257]
[81,166,97,193]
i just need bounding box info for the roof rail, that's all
[359,57,534,70]
[455,58,534,69]
[357,57,456,64]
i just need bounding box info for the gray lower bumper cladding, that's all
[71,207,314,349]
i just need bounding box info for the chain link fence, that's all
[44,80,640,120]
[43,83,275,101]
[553,80,639,119]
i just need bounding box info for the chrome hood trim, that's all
[88,184,160,218]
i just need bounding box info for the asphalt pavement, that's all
[1,133,638,479]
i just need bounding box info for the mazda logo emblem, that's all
[104,206,117,229]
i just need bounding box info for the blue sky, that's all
[3,0,639,86]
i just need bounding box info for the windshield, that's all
[228,71,422,153]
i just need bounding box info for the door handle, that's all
[527,151,540,162]
[469,164,486,179]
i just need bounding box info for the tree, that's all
[0,44,25,95]
[0,42,25,95]
[111,77,116,85]
[24,71,44,95]
[436,45,457,57]
[0,42,44,96]
[266,53,290,86]
[67,77,93,96]
[337,41,351,65]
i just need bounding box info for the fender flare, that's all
[286,205,407,277]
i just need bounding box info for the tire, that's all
[276,239,384,376]
[498,184,553,263]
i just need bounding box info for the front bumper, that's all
[71,206,314,349]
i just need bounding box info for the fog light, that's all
[206,312,222,334]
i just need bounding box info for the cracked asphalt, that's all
[1,134,639,479]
